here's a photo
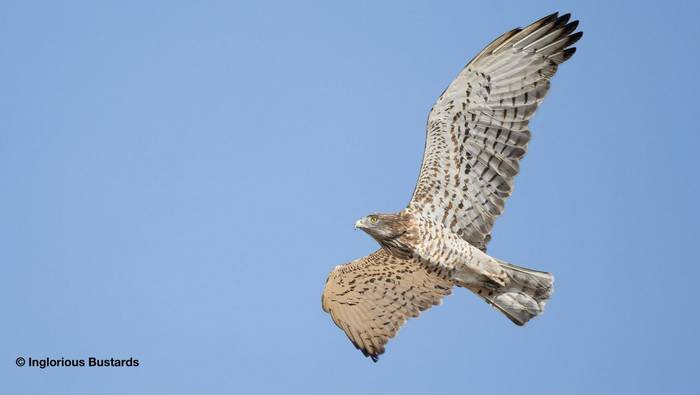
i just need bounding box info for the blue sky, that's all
[2,1,699,394]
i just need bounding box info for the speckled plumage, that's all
[322,12,581,361]
[322,249,452,361]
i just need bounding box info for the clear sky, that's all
[2,1,699,394]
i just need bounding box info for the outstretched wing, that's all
[409,13,582,251]
[322,248,452,361]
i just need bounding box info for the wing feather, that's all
[409,12,582,250]
[321,249,453,361]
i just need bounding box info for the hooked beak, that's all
[355,218,367,229]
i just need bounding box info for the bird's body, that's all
[357,210,505,286]
[322,12,581,361]
[409,209,505,287]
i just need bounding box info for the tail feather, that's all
[468,260,554,326]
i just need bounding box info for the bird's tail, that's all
[468,260,554,326]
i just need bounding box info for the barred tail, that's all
[469,261,554,326]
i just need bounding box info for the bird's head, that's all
[354,212,412,246]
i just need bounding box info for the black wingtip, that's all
[555,13,572,27]
[544,12,559,21]
[533,12,559,26]
[562,20,580,35]
[562,47,577,62]
[357,344,381,362]
[568,31,584,47]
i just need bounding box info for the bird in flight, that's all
[322,12,582,361]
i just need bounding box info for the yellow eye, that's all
[369,216,378,224]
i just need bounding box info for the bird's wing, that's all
[409,13,582,251]
[322,248,453,361]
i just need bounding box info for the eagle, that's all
[322,12,582,361]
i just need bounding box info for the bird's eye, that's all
[369,216,378,224]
